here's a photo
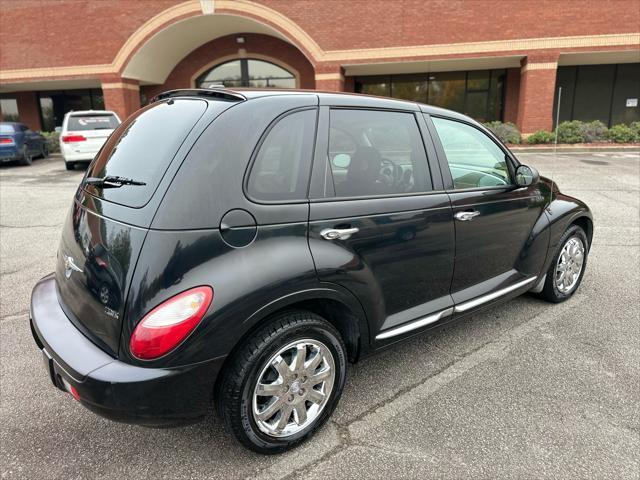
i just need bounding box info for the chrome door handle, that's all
[320,227,359,241]
[454,210,480,221]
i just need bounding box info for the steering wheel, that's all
[379,159,402,188]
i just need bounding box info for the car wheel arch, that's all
[211,286,368,409]
[539,199,593,281]
[240,286,369,363]
[570,215,593,248]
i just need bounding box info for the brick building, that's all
[1,0,638,135]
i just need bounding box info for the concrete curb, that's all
[509,145,640,153]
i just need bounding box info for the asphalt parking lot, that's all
[1,151,639,479]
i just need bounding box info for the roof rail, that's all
[151,88,246,103]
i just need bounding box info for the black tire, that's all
[65,161,75,171]
[538,224,589,303]
[18,146,32,166]
[216,310,347,454]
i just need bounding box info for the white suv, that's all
[60,110,121,170]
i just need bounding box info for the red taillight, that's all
[61,134,86,143]
[0,137,14,144]
[130,286,213,360]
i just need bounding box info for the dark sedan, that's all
[0,122,49,165]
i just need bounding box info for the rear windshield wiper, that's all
[85,175,146,189]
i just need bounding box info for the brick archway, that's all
[118,1,321,85]
[142,33,315,101]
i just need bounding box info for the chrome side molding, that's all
[376,307,454,340]
[529,274,546,294]
[454,276,537,313]
[375,276,538,341]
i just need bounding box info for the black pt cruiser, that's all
[30,88,593,453]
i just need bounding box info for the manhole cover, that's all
[580,159,610,165]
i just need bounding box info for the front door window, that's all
[431,117,511,189]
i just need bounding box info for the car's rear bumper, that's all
[61,151,95,162]
[61,139,107,163]
[0,146,20,162]
[30,274,225,427]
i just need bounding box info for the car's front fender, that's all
[540,190,593,276]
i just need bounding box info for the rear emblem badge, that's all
[104,307,119,320]
[63,255,83,278]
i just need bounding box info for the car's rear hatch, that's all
[55,202,147,355]
[54,97,229,356]
[63,113,120,154]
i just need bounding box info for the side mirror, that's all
[515,164,539,187]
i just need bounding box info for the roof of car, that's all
[153,88,470,122]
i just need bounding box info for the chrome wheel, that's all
[252,339,335,438]
[555,236,585,294]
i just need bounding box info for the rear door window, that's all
[246,109,317,202]
[327,109,431,198]
[68,114,119,131]
[84,99,208,208]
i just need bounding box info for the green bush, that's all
[578,120,608,143]
[556,121,584,144]
[41,131,60,153]
[482,119,639,145]
[629,121,640,142]
[606,124,636,143]
[483,121,521,144]
[526,130,555,144]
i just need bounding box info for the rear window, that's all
[0,124,15,133]
[84,99,208,208]
[67,114,119,131]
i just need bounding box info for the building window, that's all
[355,69,506,123]
[0,98,19,121]
[196,58,296,89]
[37,89,105,132]
[554,63,640,127]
